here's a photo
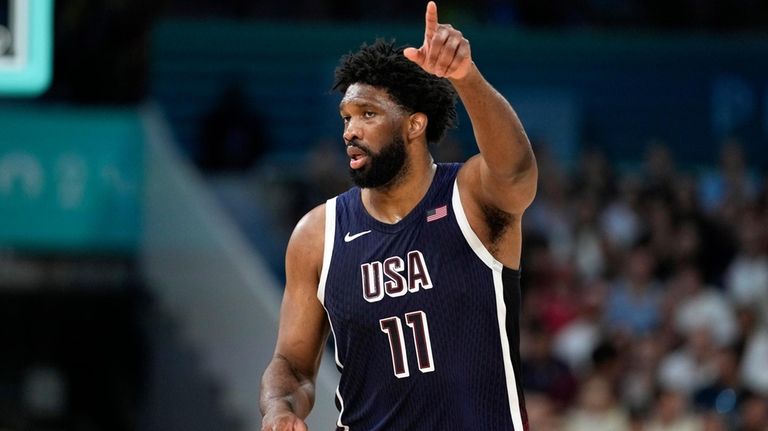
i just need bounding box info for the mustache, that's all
[346,140,373,156]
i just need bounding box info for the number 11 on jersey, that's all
[379,311,435,378]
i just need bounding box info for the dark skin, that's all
[260,2,538,430]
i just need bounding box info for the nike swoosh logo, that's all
[344,230,372,242]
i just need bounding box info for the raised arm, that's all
[404,1,537,215]
[260,204,330,431]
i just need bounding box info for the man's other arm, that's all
[260,204,329,431]
[404,1,537,216]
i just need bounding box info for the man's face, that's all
[340,83,410,189]
[347,134,407,189]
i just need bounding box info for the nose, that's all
[343,119,361,143]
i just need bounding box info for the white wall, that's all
[139,105,339,430]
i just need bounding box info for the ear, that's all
[407,112,428,141]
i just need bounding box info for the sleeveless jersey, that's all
[318,163,528,430]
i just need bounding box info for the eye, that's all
[341,115,350,123]
[363,111,376,119]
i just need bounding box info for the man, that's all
[260,2,537,430]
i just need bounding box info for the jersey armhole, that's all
[452,179,504,273]
[317,197,337,304]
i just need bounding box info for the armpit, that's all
[481,203,513,250]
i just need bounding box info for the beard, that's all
[348,136,408,189]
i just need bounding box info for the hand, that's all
[403,1,472,80]
[261,411,308,431]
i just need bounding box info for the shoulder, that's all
[455,156,528,268]
[286,203,327,277]
[457,155,537,216]
[291,202,327,240]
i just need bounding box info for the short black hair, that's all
[332,39,458,144]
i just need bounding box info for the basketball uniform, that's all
[318,163,528,430]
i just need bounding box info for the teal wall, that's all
[0,105,143,252]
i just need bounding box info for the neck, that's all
[362,153,436,224]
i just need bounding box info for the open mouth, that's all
[347,145,369,170]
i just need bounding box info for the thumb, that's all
[403,47,426,66]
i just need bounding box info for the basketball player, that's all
[260,2,537,430]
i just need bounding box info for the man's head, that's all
[339,83,411,189]
[333,39,458,145]
[333,40,458,188]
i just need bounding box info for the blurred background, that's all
[1,0,767,430]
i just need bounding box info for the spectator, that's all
[521,321,579,408]
[699,411,728,431]
[198,85,267,172]
[590,340,623,391]
[562,375,631,431]
[699,138,761,220]
[725,213,768,323]
[525,143,575,266]
[604,246,663,337]
[621,335,664,413]
[573,193,607,282]
[600,175,643,277]
[740,325,768,396]
[574,148,617,206]
[642,140,677,203]
[672,265,738,347]
[645,389,702,431]
[524,391,563,431]
[737,393,768,431]
[553,282,607,375]
[693,346,743,428]
[657,327,719,396]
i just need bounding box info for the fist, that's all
[404,1,472,80]
[261,411,308,431]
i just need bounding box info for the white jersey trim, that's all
[317,198,350,430]
[335,387,350,430]
[318,197,344,371]
[453,179,524,430]
[317,197,337,304]
[451,180,503,272]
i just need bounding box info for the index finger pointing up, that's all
[424,1,438,45]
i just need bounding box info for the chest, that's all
[324,223,496,325]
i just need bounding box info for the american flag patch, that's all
[426,205,448,222]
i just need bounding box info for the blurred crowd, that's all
[239,134,768,430]
[518,138,768,430]
[221,126,767,429]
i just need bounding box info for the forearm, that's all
[260,355,316,419]
[450,64,535,179]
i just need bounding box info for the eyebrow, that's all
[339,101,377,111]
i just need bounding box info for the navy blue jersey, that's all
[318,163,528,430]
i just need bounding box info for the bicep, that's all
[457,156,535,268]
[273,206,330,378]
[274,278,329,377]
[461,154,538,216]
